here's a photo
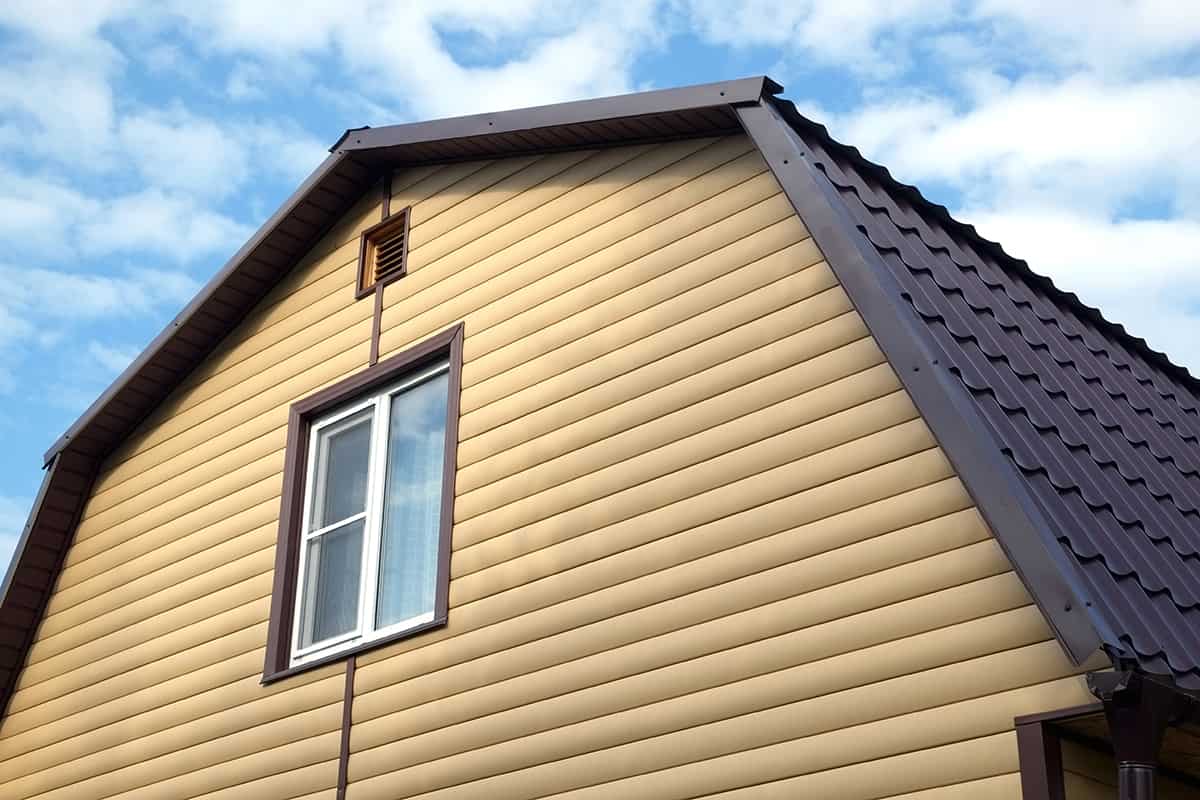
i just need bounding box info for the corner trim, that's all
[735,97,1108,665]
[1016,718,1067,800]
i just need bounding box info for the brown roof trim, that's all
[43,151,364,465]
[735,96,1112,665]
[332,76,781,153]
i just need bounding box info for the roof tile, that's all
[785,104,1200,690]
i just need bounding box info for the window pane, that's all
[376,371,448,628]
[310,411,372,530]
[298,519,365,648]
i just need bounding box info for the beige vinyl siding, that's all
[0,135,1101,799]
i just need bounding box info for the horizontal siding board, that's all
[455,373,908,541]
[874,774,1022,800]
[350,678,1090,800]
[350,451,966,684]
[349,639,1074,796]
[380,139,757,346]
[55,495,278,602]
[39,525,275,639]
[457,190,799,382]
[34,728,342,800]
[34,546,275,653]
[355,533,1012,711]
[687,735,1019,800]
[0,676,344,792]
[460,228,819,404]
[454,417,938,576]
[456,341,889,515]
[456,285,855,466]
[1,647,339,762]
[14,587,272,696]
[352,588,1044,759]
[455,250,837,432]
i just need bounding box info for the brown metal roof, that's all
[770,98,1200,691]
[4,74,1197,724]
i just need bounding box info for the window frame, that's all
[263,323,463,683]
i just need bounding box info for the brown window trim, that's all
[355,206,411,300]
[262,322,463,683]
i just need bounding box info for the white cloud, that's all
[817,75,1200,212]
[680,0,954,75]
[78,188,251,260]
[119,108,251,198]
[963,209,1200,369]
[973,0,1200,75]
[808,72,1200,370]
[87,341,139,375]
[0,263,199,399]
[169,1,664,119]
[0,264,199,321]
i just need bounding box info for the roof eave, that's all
[43,150,353,466]
[334,76,781,154]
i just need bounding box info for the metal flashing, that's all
[337,77,780,155]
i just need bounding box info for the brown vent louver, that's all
[357,207,410,297]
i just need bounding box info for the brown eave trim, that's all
[735,96,1109,665]
[0,458,58,601]
[334,76,781,153]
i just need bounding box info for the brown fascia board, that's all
[734,96,1113,666]
[0,456,59,603]
[331,76,782,153]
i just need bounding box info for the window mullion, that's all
[360,393,390,639]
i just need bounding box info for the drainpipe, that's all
[1088,671,1184,800]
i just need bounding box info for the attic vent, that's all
[357,207,411,297]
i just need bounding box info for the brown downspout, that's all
[1088,671,1185,799]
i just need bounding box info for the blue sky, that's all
[0,2,1198,572]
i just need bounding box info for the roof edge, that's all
[42,150,348,466]
[0,456,56,603]
[737,96,1114,665]
[335,76,781,154]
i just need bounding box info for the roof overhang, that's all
[1,76,786,720]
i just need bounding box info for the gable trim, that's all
[734,96,1112,665]
[333,76,780,154]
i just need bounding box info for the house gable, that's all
[0,76,1195,796]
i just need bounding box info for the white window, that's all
[291,359,450,665]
